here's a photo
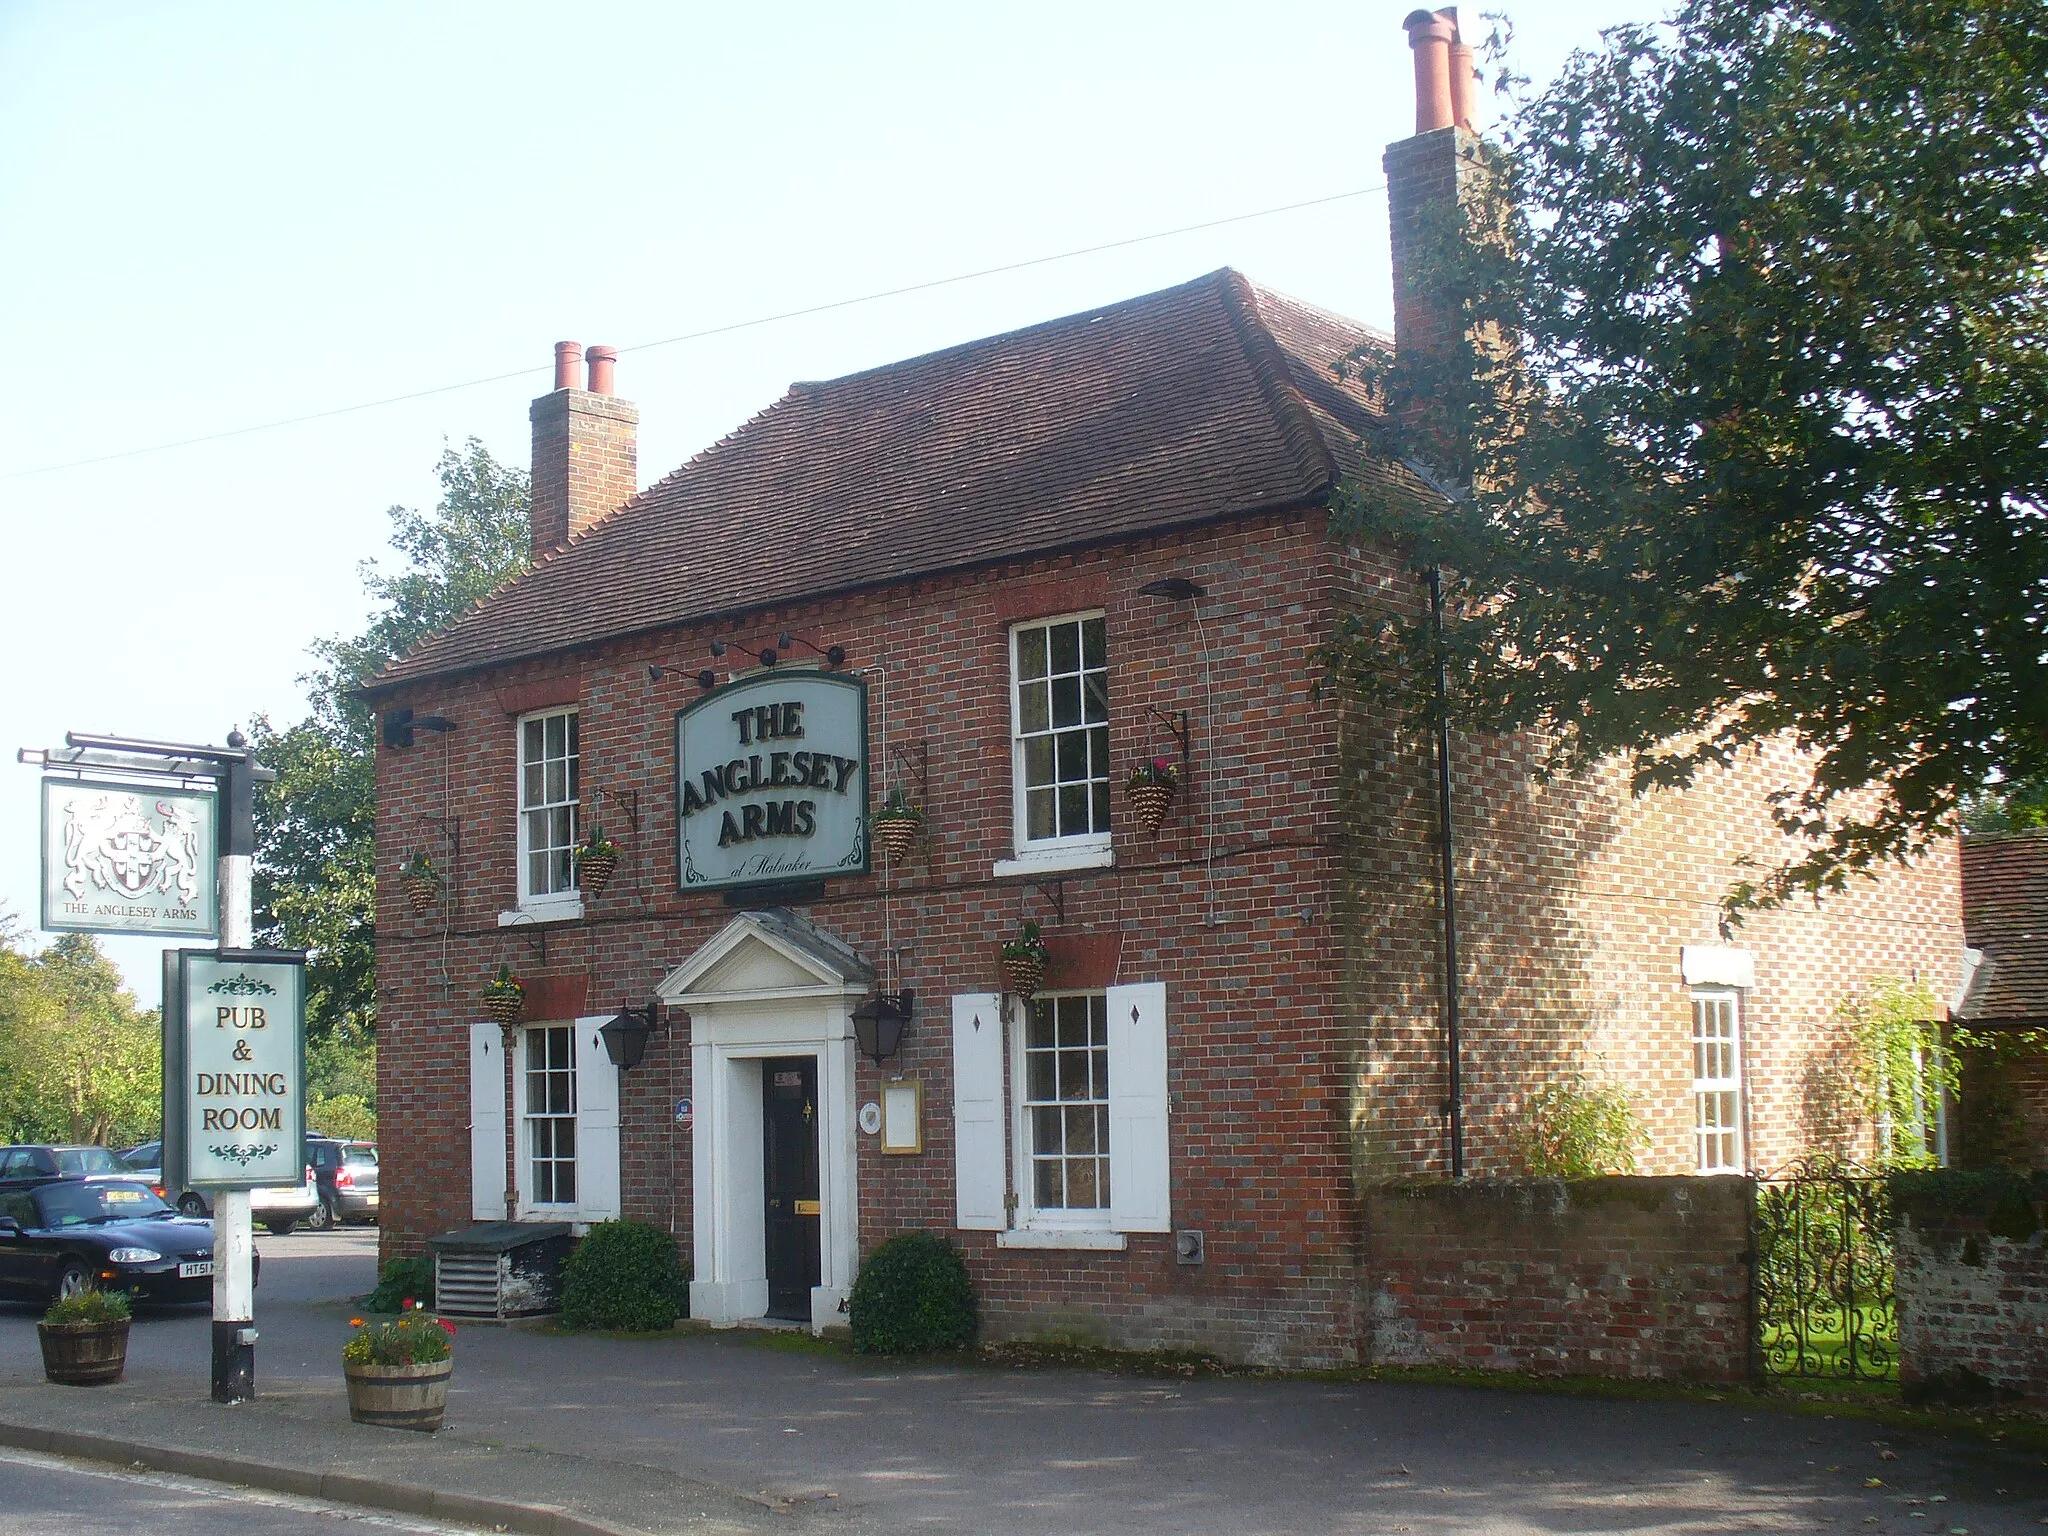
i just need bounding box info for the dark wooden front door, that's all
[762,1056,821,1320]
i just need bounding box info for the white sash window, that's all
[951,982,1170,1248]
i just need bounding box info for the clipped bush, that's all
[368,1255,436,1314]
[560,1219,688,1332]
[848,1231,977,1355]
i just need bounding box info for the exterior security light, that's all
[1137,577,1207,600]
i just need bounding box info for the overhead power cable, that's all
[2,182,1385,483]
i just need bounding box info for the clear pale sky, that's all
[0,0,1660,1004]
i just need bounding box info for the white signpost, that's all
[21,729,281,1404]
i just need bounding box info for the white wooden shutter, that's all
[1107,981,1171,1233]
[952,992,1007,1230]
[576,1018,622,1220]
[468,1022,507,1221]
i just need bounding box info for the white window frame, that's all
[514,706,583,919]
[520,1023,579,1209]
[1009,991,1114,1235]
[998,611,1113,878]
[1691,987,1745,1174]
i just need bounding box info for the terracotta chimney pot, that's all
[1403,8,1457,134]
[1448,36,1481,131]
[586,346,618,396]
[552,341,583,392]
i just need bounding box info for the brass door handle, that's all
[768,1198,781,1209]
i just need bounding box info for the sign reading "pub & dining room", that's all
[164,949,306,1192]
[675,671,868,892]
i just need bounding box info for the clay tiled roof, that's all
[1961,831,2048,1024]
[367,270,1399,694]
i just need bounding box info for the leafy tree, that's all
[252,439,530,1051]
[1336,0,2048,911]
[0,924,160,1147]
[1961,774,2048,835]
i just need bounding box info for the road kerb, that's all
[0,1415,642,1535]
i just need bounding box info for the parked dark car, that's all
[0,1145,129,1186]
[0,1179,257,1305]
[306,1138,379,1228]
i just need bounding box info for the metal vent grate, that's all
[435,1252,504,1318]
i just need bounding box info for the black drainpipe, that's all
[1428,567,1466,1178]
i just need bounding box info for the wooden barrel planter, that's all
[345,1359,452,1432]
[39,1320,130,1386]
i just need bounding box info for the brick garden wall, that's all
[1357,1177,1753,1380]
[1894,1180,2048,1401]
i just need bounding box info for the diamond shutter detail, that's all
[469,1022,507,1221]
[1106,981,1170,1233]
[576,1016,622,1220]
[952,992,1007,1230]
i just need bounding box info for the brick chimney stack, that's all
[1385,9,1491,375]
[529,340,638,561]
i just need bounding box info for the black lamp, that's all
[852,991,914,1065]
[599,998,677,1071]
[1138,577,1207,600]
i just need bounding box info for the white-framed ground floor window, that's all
[952,982,1170,1247]
[467,1017,620,1224]
[1691,988,1744,1173]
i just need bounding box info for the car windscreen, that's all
[120,1143,160,1169]
[343,1147,378,1166]
[53,1148,125,1175]
[35,1180,173,1225]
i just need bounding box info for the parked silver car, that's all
[117,1141,322,1235]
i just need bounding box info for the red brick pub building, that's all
[367,34,1965,1366]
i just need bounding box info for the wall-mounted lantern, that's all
[599,998,682,1071]
[852,991,914,1065]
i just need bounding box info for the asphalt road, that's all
[5,1229,2048,1534]
[0,1445,483,1534]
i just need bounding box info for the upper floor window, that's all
[518,709,579,904]
[1011,614,1109,853]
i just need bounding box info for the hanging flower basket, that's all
[1001,921,1049,1000]
[482,966,524,1028]
[870,790,924,868]
[577,829,621,897]
[1127,758,1180,836]
[401,852,441,916]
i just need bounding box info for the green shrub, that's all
[43,1287,131,1327]
[1511,1074,1647,1177]
[560,1219,687,1332]
[848,1231,977,1355]
[367,1255,436,1314]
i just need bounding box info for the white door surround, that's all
[657,909,871,1332]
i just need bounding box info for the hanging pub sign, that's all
[41,778,218,937]
[164,949,306,1192]
[675,671,868,892]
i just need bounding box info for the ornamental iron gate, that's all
[1752,1163,1898,1381]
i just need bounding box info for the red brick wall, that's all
[1895,1188,2048,1401]
[1359,1178,1753,1380]
[374,501,1964,1368]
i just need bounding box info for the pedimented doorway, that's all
[655,909,870,1331]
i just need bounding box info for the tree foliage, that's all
[1336,0,2048,910]
[251,440,530,1050]
[0,921,159,1147]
